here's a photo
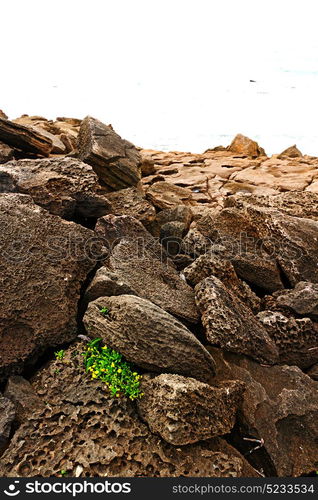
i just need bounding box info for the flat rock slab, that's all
[0,193,98,380]
[0,157,111,219]
[195,277,279,364]
[0,118,53,156]
[77,116,141,190]
[83,295,216,384]
[137,374,244,445]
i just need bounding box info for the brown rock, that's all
[210,348,318,477]
[278,144,302,159]
[83,295,216,383]
[269,281,318,321]
[257,310,318,368]
[0,396,15,453]
[0,110,8,119]
[0,345,256,477]
[0,157,111,219]
[106,239,199,323]
[146,181,196,209]
[228,134,266,157]
[0,193,99,380]
[148,205,193,238]
[0,141,14,164]
[105,185,156,227]
[195,277,279,364]
[4,376,45,424]
[0,118,53,156]
[137,374,244,445]
[84,267,135,305]
[183,253,260,313]
[77,116,141,190]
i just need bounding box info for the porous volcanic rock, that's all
[195,277,279,364]
[0,157,111,219]
[0,346,257,477]
[4,376,45,425]
[183,253,260,313]
[0,396,15,452]
[104,185,156,227]
[209,348,318,477]
[146,181,196,209]
[227,134,266,157]
[148,205,193,238]
[137,374,244,445]
[257,311,318,369]
[0,118,53,156]
[0,193,99,380]
[84,268,135,305]
[265,282,318,321]
[83,295,216,383]
[77,116,141,190]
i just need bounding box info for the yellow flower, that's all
[117,369,122,373]
[133,372,137,376]
[111,362,115,368]
[102,346,107,350]
[116,393,120,397]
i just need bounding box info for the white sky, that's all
[1,0,318,154]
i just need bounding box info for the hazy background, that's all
[1,0,318,155]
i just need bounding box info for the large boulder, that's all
[227,134,266,157]
[264,281,318,321]
[0,346,257,477]
[0,157,111,219]
[210,348,318,477]
[257,311,318,369]
[195,277,279,364]
[0,193,99,380]
[77,116,141,190]
[83,295,216,384]
[0,118,53,156]
[104,185,156,227]
[137,374,244,445]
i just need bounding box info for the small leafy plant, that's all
[55,350,65,360]
[99,307,109,317]
[82,338,143,400]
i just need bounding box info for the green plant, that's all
[60,469,67,476]
[82,338,143,400]
[55,349,65,360]
[99,306,109,317]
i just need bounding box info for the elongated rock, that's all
[77,116,141,190]
[83,295,216,383]
[0,118,53,156]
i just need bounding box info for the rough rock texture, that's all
[0,396,15,452]
[106,240,199,323]
[195,277,278,364]
[137,374,244,445]
[4,376,45,424]
[209,348,318,477]
[84,267,135,305]
[265,282,318,321]
[257,311,318,369]
[77,116,141,190]
[195,208,284,293]
[0,141,14,164]
[0,193,99,380]
[146,181,197,209]
[0,118,53,156]
[0,346,256,477]
[83,295,216,383]
[148,205,193,238]
[0,157,111,219]
[227,134,266,157]
[183,253,260,313]
[104,185,156,227]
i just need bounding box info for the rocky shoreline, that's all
[0,111,317,478]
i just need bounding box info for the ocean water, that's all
[2,0,318,156]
